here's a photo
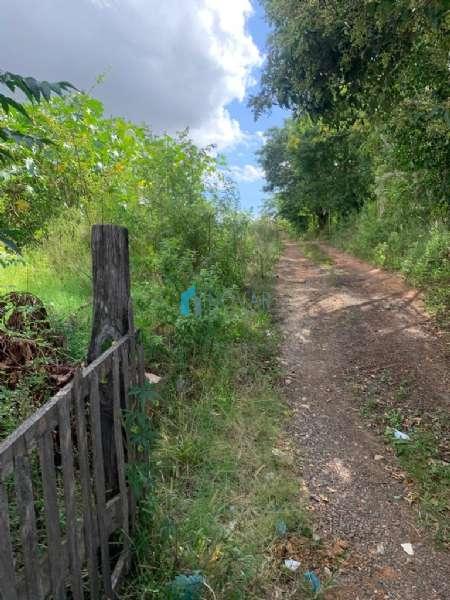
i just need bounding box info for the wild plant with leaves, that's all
[0,70,74,253]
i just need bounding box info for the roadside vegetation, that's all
[122,228,311,598]
[0,91,245,433]
[254,0,449,326]
[0,87,314,596]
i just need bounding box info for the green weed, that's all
[122,272,309,598]
[360,396,378,418]
[389,420,449,547]
[299,242,333,268]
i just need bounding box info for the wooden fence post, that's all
[88,224,132,495]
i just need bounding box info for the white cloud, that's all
[0,0,261,149]
[191,107,245,151]
[228,164,265,183]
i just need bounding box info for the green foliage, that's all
[0,92,255,435]
[254,0,449,319]
[357,368,449,547]
[0,94,252,351]
[252,0,449,123]
[331,191,450,325]
[122,286,309,599]
[0,69,74,163]
[259,117,374,229]
[0,94,216,248]
[0,70,74,253]
[387,417,450,547]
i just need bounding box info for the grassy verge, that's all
[357,372,449,548]
[122,295,312,599]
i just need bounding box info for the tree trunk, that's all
[317,210,328,230]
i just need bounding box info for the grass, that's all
[356,373,450,548]
[0,253,91,360]
[299,241,333,268]
[388,412,450,548]
[0,255,92,439]
[122,302,312,599]
[328,201,450,329]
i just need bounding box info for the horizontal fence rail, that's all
[0,332,144,600]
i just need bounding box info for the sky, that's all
[0,0,289,212]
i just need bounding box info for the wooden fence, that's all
[0,332,144,599]
[1,223,145,599]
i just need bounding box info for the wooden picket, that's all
[0,332,144,599]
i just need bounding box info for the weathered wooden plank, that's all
[15,493,123,599]
[137,343,145,387]
[73,371,100,600]
[98,356,113,383]
[111,551,128,593]
[0,331,136,598]
[89,373,113,598]
[128,333,138,390]
[120,342,130,414]
[112,352,130,566]
[0,335,131,477]
[86,340,130,496]
[58,396,83,600]
[0,396,60,477]
[120,343,136,529]
[14,438,41,600]
[38,431,66,600]
[0,481,18,600]
[82,334,130,382]
[127,299,135,341]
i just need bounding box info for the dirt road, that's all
[275,241,449,599]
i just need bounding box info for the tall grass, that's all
[124,329,306,598]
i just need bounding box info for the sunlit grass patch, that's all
[299,241,333,268]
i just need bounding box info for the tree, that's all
[253,1,449,234]
[258,118,374,230]
[250,0,449,123]
[0,71,74,252]
[0,71,74,159]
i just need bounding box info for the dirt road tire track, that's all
[275,241,449,599]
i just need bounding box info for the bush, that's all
[331,174,450,325]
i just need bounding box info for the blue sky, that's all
[222,1,289,213]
